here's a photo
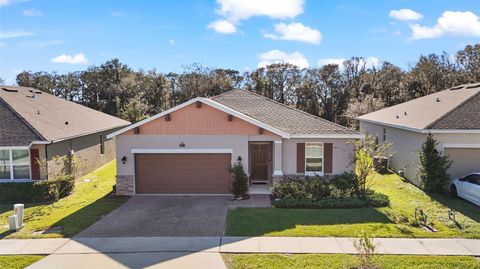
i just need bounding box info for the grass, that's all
[222,254,480,269]
[226,172,480,238]
[0,255,44,269]
[0,160,128,239]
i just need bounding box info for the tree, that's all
[351,135,393,194]
[417,133,452,193]
[344,94,385,129]
[231,161,248,198]
[120,97,149,123]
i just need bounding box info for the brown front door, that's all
[134,153,231,194]
[250,144,269,180]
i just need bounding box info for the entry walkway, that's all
[1,237,479,268]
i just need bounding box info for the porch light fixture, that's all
[237,156,242,163]
[121,156,127,164]
[179,142,185,148]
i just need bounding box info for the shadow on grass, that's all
[48,192,129,237]
[0,192,128,239]
[427,193,480,222]
[226,207,393,236]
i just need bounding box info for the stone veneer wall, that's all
[116,175,134,195]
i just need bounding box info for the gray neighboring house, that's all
[0,86,130,181]
[358,83,480,185]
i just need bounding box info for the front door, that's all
[251,144,269,181]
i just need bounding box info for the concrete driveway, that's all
[76,196,233,237]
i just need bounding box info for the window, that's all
[382,128,387,142]
[100,134,105,155]
[0,148,30,180]
[305,143,323,173]
[465,174,480,185]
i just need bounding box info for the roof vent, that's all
[436,97,441,102]
[449,86,464,91]
[396,115,399,119]
[65,121,69,125]
[29,89,42,94]
[1,87,18,93]
[404,111,407,116]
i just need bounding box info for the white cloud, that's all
[258,49,309,68]
[410,11,480,39]
[111,11,126,17]
[363,57,380,68]
[0,0,28,7]
[169,39,175,45]
[51,53,88,64]
[216,0,304,22]
[264,22,321,44]
[0,41,5,48]
[24,39,65,48]
[23,9,43,16]
[317,58,345,66]
[208,19,237,34]
[0,30,34,39]
[389,9,423,21]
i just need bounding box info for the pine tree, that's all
[418,133,452,192]
[231,161,248,198]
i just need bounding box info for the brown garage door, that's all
[444,148,480,179]
[134,153,231,194]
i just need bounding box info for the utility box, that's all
[8,215,19,231]
[373,156,389,174]
[14,204,24,227]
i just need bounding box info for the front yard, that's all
[223,254,480,269]
[226,172,480,238]
[0,255,44,269]
[0,160,128,239]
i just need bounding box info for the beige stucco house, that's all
[108,90,362,195]
[0,86,130,181]
[358,83,480,186]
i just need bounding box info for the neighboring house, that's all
[358,83,480,185]
[0,86,130,181]
[108,89,362,195]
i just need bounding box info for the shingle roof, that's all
[212,89,358,135]
[357,83,480,130]
[0,86,130,143]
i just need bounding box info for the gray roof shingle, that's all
[0,98,44,146]
[0,86,130,143]
[212,89,358,135]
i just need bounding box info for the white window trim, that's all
[305,142,324,176]
[0,147,31,181]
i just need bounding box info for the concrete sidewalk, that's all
[1,236,479,256]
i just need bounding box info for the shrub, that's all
[231,162,248,198]
[271,176,330,200]
[418,133,452,193]
[330,172,359,192]
[364,192,390,207]
[0,175,75,203]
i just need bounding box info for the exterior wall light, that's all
[121,156,127,164]
[179,142,185,147]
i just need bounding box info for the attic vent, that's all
[1,87,18,93]
[436,97,441,102]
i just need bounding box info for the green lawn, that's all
[0,160,128,239]
[223,254,480,269]
[0,255,43,269]
[226,173,480,238]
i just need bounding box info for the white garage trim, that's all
[442,143,480,149]
[131,148,233,154]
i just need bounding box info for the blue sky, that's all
[1,0,479,85]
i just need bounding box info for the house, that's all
[0,86,130,181]
[358,83,480,185]
[108,89,362,195]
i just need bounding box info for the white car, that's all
[450,173,480,206]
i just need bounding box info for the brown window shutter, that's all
[30,148,40,180]
[296,143,305,173]
[324,143,333,174]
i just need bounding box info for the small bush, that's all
[0,175,75,203]
[272,192,389,209]
[330,172,359,192]
[231,162,248,198]
[271,176,330,200]
[364,192,390,207]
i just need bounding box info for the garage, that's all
[134,153,232,194]
[444,148,480,179]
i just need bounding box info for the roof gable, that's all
[0,98,44,146]
[0,86,130,142]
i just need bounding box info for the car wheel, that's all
[450,184,458,198]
